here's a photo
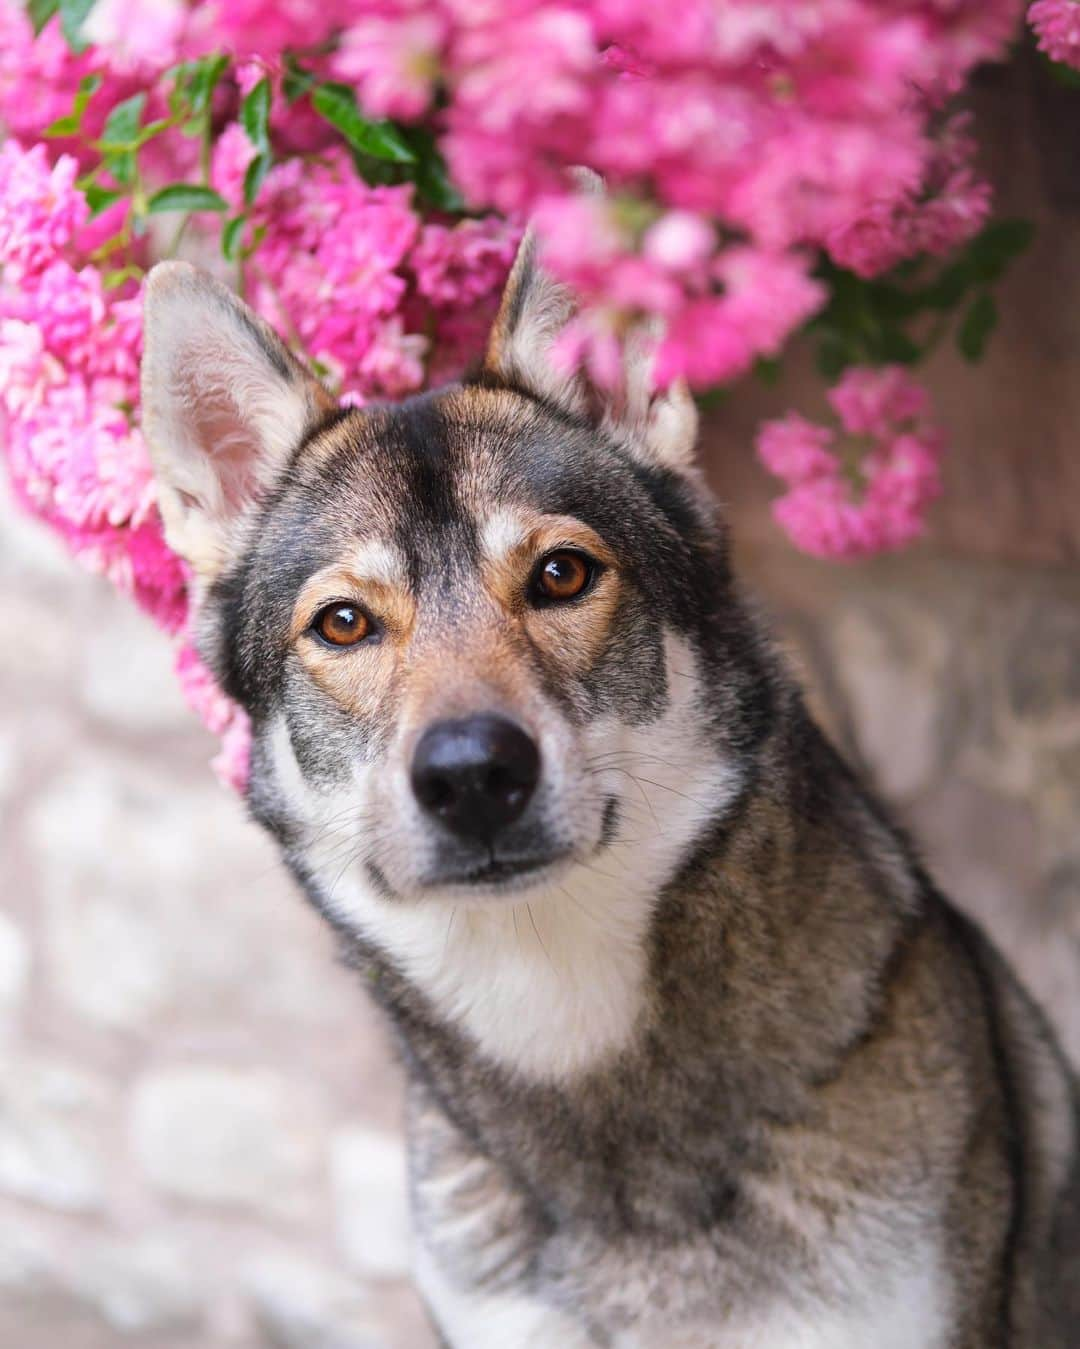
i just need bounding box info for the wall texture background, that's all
[1,57,1078,1349]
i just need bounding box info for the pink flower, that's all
[1029,0,1080,68]
[410,217,519,310]
[175,645,252,792]
[772,476,874,560]
[828,365,930,437]
[332,11,447,120]
[175,645,237,737]
[211,123,258,210]
[653,249,824,388]
[21,261,106,365]
[642,212,715,272]
[552,311,627,391]
[827,114,992,277]
[0,318,58,419]
[0,143,88,277]
[197,0,353,57]
[81,0,187,73]
[212,717,253,794]
[756,415,838,485]
[758,365,945,558]
[112,517,190,632]
[0,4,99,148]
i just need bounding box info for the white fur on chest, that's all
[416,1236,951,1349]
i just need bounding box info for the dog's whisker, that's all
[525,902,554,970]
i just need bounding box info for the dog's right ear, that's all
[484,212,698,471]
[141,262,333,584]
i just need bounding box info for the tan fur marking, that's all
[478,508,620,676]
[291,547,415,718]
[397,618,543,752]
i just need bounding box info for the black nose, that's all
[410,714,541,843]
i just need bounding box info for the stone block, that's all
[130,1067,321,1219]
[244,1252,388,1349]
[330,1128,411,1282]
[0,1058,108,1213]
[826,599,953,801]
[0,913,30,1017]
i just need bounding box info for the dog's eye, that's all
[312,603,371,647]
[530,550,596,605]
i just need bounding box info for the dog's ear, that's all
[141,261,334,583]
[484,218,698,471]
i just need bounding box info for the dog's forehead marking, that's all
[479,508,530,563]
[346,536,409,590]
[478,506,618,570]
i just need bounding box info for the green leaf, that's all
[966,219,1035,284]
[865,281,921,323]
[222,214,247,260]
[43,71,101,137]
[347,149,402,187]
[816,335,853,380]
[102,149,135,185]
[134,117,174,147]
[241,77,272,153]
[694,386,729,413]
[1041,51,1080,90]
[98,91,146,186]
[957,292,998,362]
[147,184,228,215]
[99,92,146,147]
[28,0,60,37]
[59,0,97,52]
[403,126,464,210]
[876,327,921,365]
[311,83,416,163]
[243,152,270,207]
[188,52,229,116]
[754,356,782,387]
[102,264,142,289]
[919,258,974,312]
[84,183,123,216]
[282,55,315,104]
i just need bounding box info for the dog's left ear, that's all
[484,222,698,471]
[141,261,334,584]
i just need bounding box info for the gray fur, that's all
[141,249,1080,1348]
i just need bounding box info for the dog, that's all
[140,232,1079,1348]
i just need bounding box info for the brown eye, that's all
[313,603,370,647]
[531,550,595,605]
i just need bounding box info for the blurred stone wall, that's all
[0,494,437,1348]
[733,550,1080,1065]
[1,51,1078,1349]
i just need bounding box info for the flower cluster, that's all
[756,366,945,559]
[0,140,187,629]
[348,0,1024,388]
[1029,0,1080,68]
[0,0,516,787]
[0,0,1055,786]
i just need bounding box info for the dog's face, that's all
[140,239,771,1073]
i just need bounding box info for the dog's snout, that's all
[411,714,540,843]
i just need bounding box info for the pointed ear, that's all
[484,227,699,471]
[140,261,334,584]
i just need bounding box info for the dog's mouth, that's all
[425,850,572,896]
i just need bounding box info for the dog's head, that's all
[141,236,772,948]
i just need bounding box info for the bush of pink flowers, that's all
[0,0,1072,786]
